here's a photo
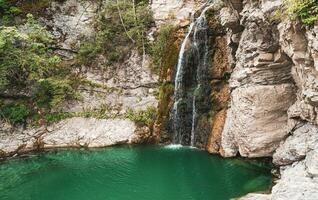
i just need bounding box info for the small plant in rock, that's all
[125,106,157,127]
[278,0,318,25]
[0,102,30,124]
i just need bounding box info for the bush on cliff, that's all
[281,0,318,25]
[0,14,78,124]
[77,0,154,66]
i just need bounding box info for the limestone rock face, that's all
[64,51,158,114]
[151,0,204,25]
[306,149,318,177]
[0,0,158,158]
[220,2,296,157]
[41,0,98,53]
[273,123,318,165]
[240,160,318,200]
[218,0,318,198]
[271,161,318,200]
[43,118,137,148]
[221,84,295,157]
[0,118,146,157]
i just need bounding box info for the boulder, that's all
[221,84,295,157]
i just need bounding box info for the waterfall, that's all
[172,2,212,147]
[190,96,196,147]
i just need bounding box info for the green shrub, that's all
[125,106,157,126]
[0,0,21,25]
[77,0,154,66]
[0,14,79,124]
[33,78,79,110]
[0,102,30,124]
[280,0,318,25]
[0,14,60,89]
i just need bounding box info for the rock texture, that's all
[0,0,158,158]
[151,0,204,25]
[222,84,295,157]
[42,0,98,51]
[216,0,318,199]
[0,118,140,158]
[239,160,318,200]
[273,123,318,166]
[219,1,296,157]
[65,50,158,114]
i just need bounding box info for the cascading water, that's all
[173,2,213,147]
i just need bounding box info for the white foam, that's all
[164,144,184,149]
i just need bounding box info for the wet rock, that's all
[236,193,270,200]
[207,109,227,154]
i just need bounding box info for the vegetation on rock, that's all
[0,14,78,125]
[0,101,30,124]
[77,0,154,67]
[125,106,157,127]
[280,0,318,25]
[149,24,175,74]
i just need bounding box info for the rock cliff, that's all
[215,0,318,199]
[0,0,317,199]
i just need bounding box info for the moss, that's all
[152,25,182,136]
[206,9,225,37]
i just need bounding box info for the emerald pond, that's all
[0,145,272,200]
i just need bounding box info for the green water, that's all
[0,145,272,200]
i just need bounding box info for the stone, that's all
[221,84,295,157]
[271,161,318,200]
[236,193,270,200]
[43,118,137,148]
[305,149,318,177]
[260,0,282,14]
[0,117,145,158]
[239,161,318,200]
[41,0,98,52]
[219,7,241,33]
[151,0,203,25]
[207,109,227,154]
[273,123,318,166]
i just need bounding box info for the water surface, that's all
[0,145,272,200]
